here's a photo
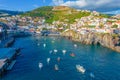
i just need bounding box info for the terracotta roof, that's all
[116,21,120,24]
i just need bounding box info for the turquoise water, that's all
[1,36,120,80]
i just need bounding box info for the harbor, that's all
[0,21,120,80]
[0,36,120,80]
[0,3,120,80]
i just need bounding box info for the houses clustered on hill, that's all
[0,10,120,35]
[52,11,120,35]
[0,15,46,34]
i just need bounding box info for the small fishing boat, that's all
[76,65,85,74]
[43,43,46,47]
[62,50,66,54]
[39,63,43,69]
[54,64,59,71]
[70,53,75,57]
[54,49,58,53]
[47,58,50,64]
[74,44,77,47]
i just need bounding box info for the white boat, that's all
[54,49,58,53]
[39,63,43,69]
[47,58,50,64]
[74,44,77,47]
[62,50,66,54]
[54,64,59,70]
[76,65,85,74]
[43,43,46,47]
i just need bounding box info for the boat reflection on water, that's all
[90,72,95,78]
[57,57,60,62]
[49,50,52,54]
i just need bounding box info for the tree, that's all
[112,24,118,28]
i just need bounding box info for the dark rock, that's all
[62,30,120,52]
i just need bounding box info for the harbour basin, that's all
[1,36,120,80]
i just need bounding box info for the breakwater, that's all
[0,48,20,76]
[61,30,120,52]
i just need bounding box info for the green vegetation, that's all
[88,25,96,28]
[107,20,116,23]
[22,6,53,23]
[99,14,111,18]
[64,11,91,23]
[22,6,110,24]
[22,6,91,24]
[22,6,53,17]
[112,33,119,38]
[42,28,48,30]
[112,24,118,28]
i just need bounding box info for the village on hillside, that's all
[0,8,120,40]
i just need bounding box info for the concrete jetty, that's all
[0,48,20,76]
[0,59,8,76]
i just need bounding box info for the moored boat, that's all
[74,44,77,47]
[70,53,75,57]
[76,65,85,74]
[47,58,50,64]
[39,63,43,69]
[54,64,59,71]
[43,43,46,47]
[54,49,58,53]
[62,50,66,54]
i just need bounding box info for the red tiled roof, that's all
[116,21,120,24]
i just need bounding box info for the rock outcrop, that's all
[62,30,120,52]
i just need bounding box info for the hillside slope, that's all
[22,6,91,23]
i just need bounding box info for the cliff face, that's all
[62,30,120,52]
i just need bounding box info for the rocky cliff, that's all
[61,30,120,52]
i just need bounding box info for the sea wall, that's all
[61,30,120,52]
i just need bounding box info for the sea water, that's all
[1,36,120,80]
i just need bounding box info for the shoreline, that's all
[61,30,120,53]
